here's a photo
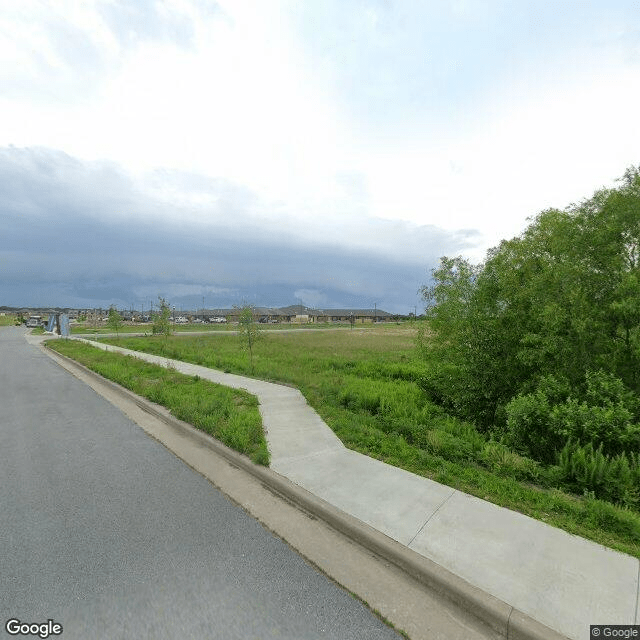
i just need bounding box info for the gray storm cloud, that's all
[0,146,479,312]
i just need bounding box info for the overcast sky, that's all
[1,1,639,313]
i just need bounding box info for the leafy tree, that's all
[236,306,261,374]
[420,166,640,451]
[419,257,490,420]
[152,297,172,338]
[107,306,122,338]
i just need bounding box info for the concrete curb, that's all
[43,343,569,640]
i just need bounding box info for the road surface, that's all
[0,327,402,640]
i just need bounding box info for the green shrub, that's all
[558,440,639,506]
[504,390,561,464]
[505,371,640,464]
[417,362,478,420]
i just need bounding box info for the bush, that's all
[504,389,561,464]
[558,440,639,506]
[504,371,640,464]
[417,361,481,421]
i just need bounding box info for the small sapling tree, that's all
[237,305,262,374]
[107,306,123,338]
[153,297,172,338]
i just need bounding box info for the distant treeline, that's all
[420,167,640,505]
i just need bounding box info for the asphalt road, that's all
[0,327,402,640]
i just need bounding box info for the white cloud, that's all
[348,54,640,257]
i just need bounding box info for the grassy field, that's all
[70,321,357,335]
[47,339,269,465]
[87,324,640,558]
[0,314,18,326]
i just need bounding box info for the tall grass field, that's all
[86,323,640,558]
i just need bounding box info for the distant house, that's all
[220,304,392,324]
[0,303,395,326]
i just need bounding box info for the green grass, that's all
[70,321,361,335]
[0,314,18,326]
[47,339,269,465]
[99,325,640,558]
[71,324,154,334]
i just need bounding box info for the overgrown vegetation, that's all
[420,167,640,507]
[102,326,640,558]
[47,338,269,466]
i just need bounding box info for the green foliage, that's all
[479,441,543,483]
[236,306,262,373]
[421,166,640,454]
[504,371,640,464]
[152,296,172,337]
[503,387,562,465]
[102,327,640,556]
[558,440,639,507]
[107,306,122,337]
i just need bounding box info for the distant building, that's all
[0,304,398,325]
[218,304,393,324]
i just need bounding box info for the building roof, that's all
[225,304,393,317]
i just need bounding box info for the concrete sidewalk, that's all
[68,338,640,639]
